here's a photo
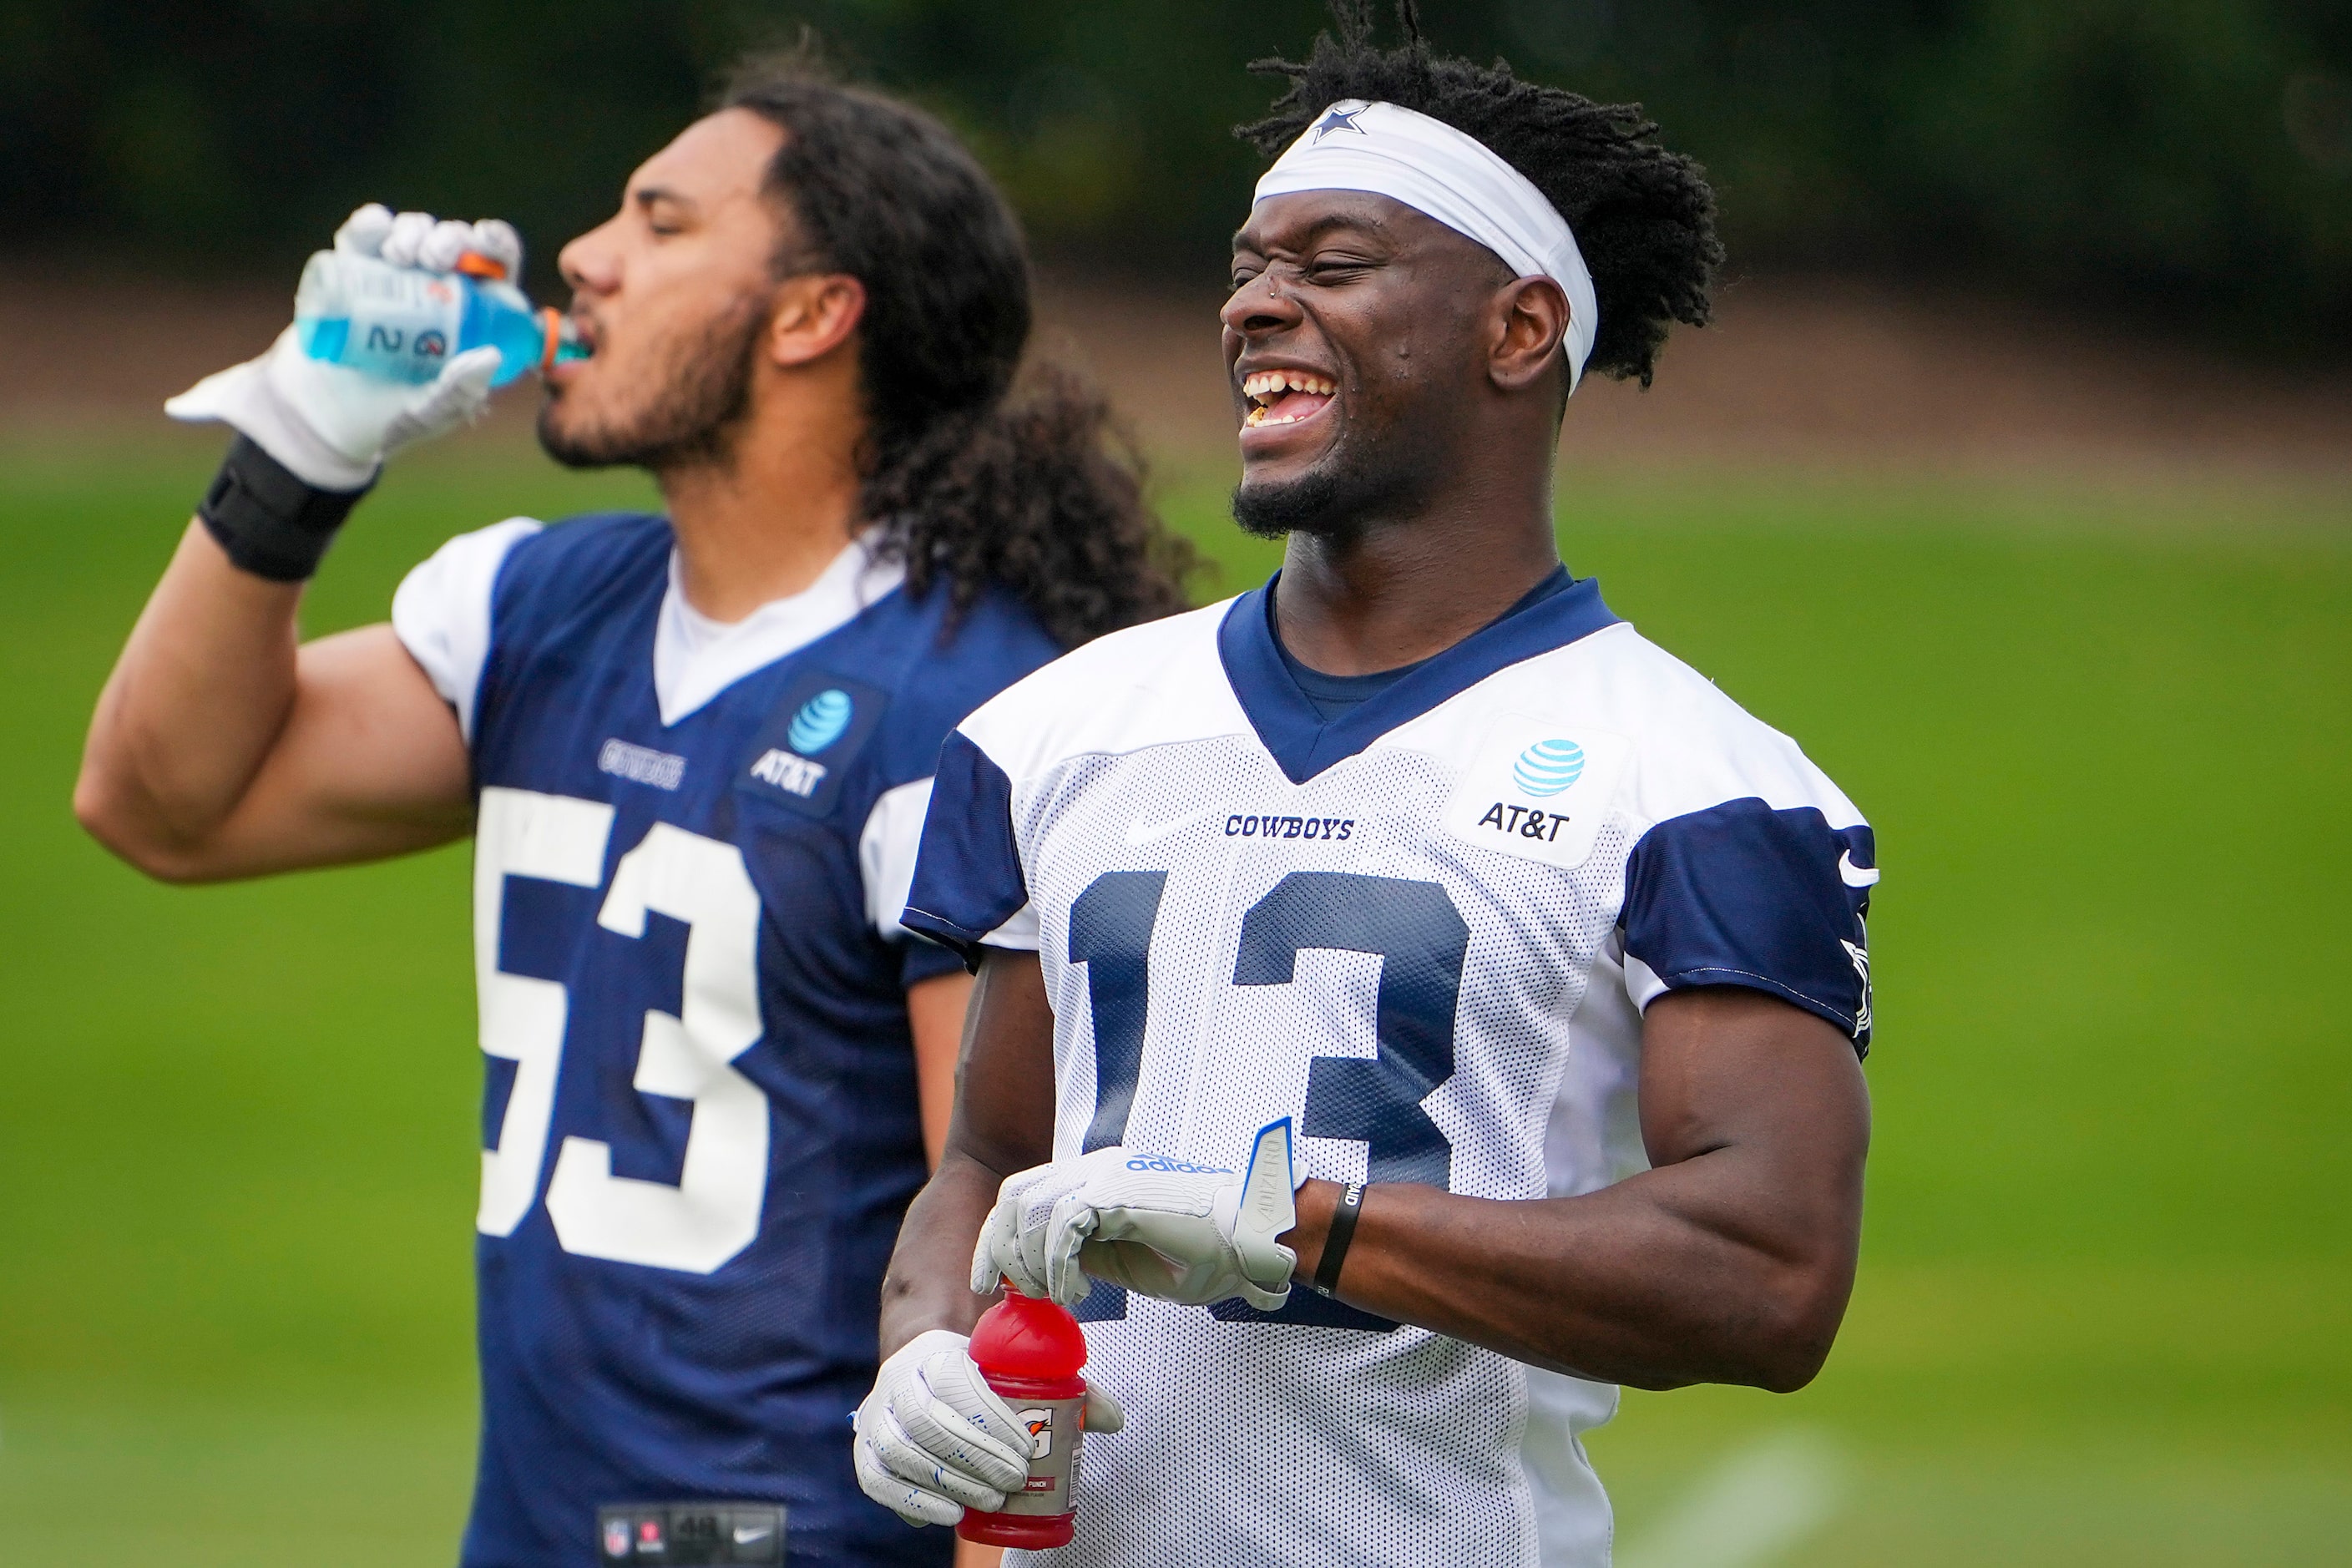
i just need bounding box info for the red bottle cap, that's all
[969,1281,1088,1388]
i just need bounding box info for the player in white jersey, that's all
[850,7,1874,1565]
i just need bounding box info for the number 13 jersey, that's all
[903,574,1875,1568]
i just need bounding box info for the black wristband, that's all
[1311,1182,1367,1297]
[196,434,373,582]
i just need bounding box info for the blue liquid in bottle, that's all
[295,251,586,387]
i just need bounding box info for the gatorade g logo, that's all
[1019,1407,1055,1459]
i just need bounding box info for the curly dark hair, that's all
[1239,0,1722,388]
[721,50,1193,646]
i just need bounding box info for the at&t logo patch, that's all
[749,749,826,797]
[1439,716,1630,870]
[1512,738,1585,796]
[787,688,852,752]
[736,671,884,818]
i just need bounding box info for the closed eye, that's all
[1306,252,1378,281]
[633,186,695,239]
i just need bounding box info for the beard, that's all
[538,295,767,473]
[1232,466,1342,541]
[1230,415,1428,543]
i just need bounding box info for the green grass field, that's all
[1,424,2345,1564]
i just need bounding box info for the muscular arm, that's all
[1289,987,1869,1392]
[880,966,1866,1392]
[878,948,1056,1356]
[74,520,474,882]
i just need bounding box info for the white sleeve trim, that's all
[982,903,1041,953]
[389,518,542,741]
[1622,953,1670,1012]
[860,776,936,942]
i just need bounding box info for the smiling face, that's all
[539,109,792,471]
[1224,190,1555,540]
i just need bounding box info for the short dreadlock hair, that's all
[1239,0,1722,387]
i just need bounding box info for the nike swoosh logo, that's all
[1124,806,1221,847]
[732,1526,773,1545]
[1839,851,1880,888]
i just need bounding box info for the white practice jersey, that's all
[903,574,1874,1568]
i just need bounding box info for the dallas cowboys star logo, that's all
[1312,104,1368,141]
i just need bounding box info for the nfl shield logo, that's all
[602,1517,631,1559]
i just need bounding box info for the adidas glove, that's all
[164,204,518,489]
[852,1328,1125,1528]
[972,1119,1301,1313]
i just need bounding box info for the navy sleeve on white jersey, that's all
[1621,801,1874,1052]
[901,729,1034,966]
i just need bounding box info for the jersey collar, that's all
[652,528,906,726]
[1216,569,1621,784]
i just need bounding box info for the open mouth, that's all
[1242,368,1335,429]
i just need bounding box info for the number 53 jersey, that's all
[392,512,1060,1568]
[903,575,1875,1568]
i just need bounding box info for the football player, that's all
[853,6,1874,1565]
[75,51,1187,1568]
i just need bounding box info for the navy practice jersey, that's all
[903,575,1874,1567]
[392,513,1061,1568]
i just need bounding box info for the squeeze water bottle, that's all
[293,249,587,388]
[958,1284,1091,1550]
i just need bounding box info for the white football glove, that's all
[972,1118,1302,1312]
[852,1328,1125,1528]
[164,204,518,490]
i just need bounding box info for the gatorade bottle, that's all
[293,250,587,388]
[958,1284,1090,1550]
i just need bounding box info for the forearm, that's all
[1287,1157,1856,1391]
[1282,991,1869,1392]
[77,521,305,863]
[878,1151,1001,1357]
[878,949,1058,1358]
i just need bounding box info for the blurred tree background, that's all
[3,0,2349,349]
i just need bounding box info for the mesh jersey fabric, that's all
[903,575,1874,1568]
[392,511,1061,1568]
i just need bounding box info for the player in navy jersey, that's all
[856,7,1873,1565]
[76,49,1187,1568]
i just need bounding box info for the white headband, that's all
[1254,99,1599,392]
